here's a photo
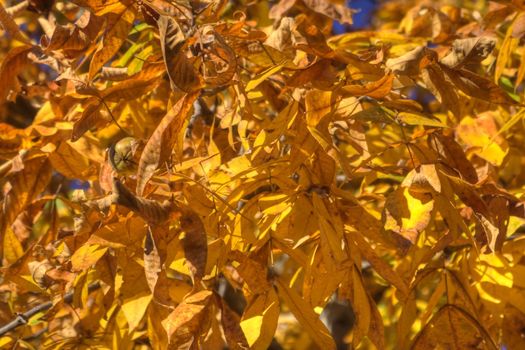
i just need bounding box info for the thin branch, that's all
[0,281,101,336]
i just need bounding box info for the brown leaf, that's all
[402,164,442,193]
[0,155,52,252]
[0,45,32,104]
[287,59,338,89]
[301,0,354,25]
[442,67,516,105]
[228,250,271,296]
[512,11,525,38]
[433,133,478,183]
[411,305,498,350]
[439,36,497,69]
[71,100,106,142]
[41,11,102,57]
[220,298,249,350]
[88,10,135,79]
[200,29,237,87]
[269,0,354,25]
[180,210,208,283]
[0,3,30,44]
[386,46,433,76]
[294,15,333,57]
[162,290,213,347]
[341,73,394,99]
[483,2,513,29]
[444,174,505,251]
[136,92,198,196]
[421,63,461,117]
[158,15,201,92]
[144,227,162,293]
[112,178,174,224]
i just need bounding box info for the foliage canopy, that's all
[1,0,525,349]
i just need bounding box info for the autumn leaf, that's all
[1,1,525,349]
[276,278,336,349]
[411,305,498,350]
[136,92,198,196]
[158,15,201,92]
[162,290,213,346]
[89,10,135,80]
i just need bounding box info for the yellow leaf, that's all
[312,194,346,264]
[495,18,519,82]
[457,115,508,166]
[276,278,336,350]
[246,64,284,92]
[48,142,91,180]
[383,187,434,245]
[122,292,152,331]
[351,267,371,346]
[240,288,280,349]
[305,90,332,128]
[3,227,24,265]
[71,244,108,272]
[397,111,448,128]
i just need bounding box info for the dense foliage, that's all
[1,0,525,349]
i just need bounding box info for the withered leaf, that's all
[180,210,208,283]
[342,73,394,99]
[144,226,162,293]
[136,92,198,196]
[421,63,461,117]
[440,36,496,69]
[0,155,52,247]
[89,10,135,79]
[162,290,213,346]
[112,178,174,224]
[433,133,478,184]
[0,3,30,44]
[411,305,498,350]
[386,46,433,76]
[158,15,201,92]
[442,66,516,105]
[0,45,33,103]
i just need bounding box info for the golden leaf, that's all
[276,278,336,350]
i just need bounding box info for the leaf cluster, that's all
[1,0,525,349]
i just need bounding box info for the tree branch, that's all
[0,281,101,336]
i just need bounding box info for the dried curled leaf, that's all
[86,178,175,224]
[136,92,198,196]
[112,178,174,224]
[158,15,201,92]
[440,36,497,69]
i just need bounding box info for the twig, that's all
[0,281,101,336]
